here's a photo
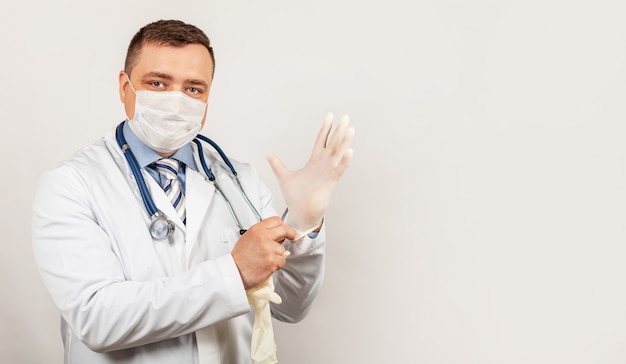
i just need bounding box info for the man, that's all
[32,19,354,363]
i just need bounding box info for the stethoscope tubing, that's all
[192,138,262,231]
[116,132,160,218]
[115,121,262,239]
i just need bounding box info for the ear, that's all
[118,70,129,103]
[118,70,135,121]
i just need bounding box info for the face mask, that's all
[126,77,207,154]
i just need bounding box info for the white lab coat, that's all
[32,128,326,364]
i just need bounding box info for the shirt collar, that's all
[122,121,197,171]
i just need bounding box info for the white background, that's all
[3,0,626,363]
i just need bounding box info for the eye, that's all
[149,81,166,89]
[187,87,202,94]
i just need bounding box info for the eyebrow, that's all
[185,79,210,89]
[141,72,173,81]
[141,72,209,89]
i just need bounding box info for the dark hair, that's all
[124,19,215,76]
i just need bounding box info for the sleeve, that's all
[31,165,250,353]
[247,165,327,323]
[272,225,326,323]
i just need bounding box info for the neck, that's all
[157,151,176,158]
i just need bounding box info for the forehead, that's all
[132,43,214,82]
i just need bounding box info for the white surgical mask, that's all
[126,77,207,154]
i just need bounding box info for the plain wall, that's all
[3,0,626,363]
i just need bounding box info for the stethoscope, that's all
[115,121,262,240]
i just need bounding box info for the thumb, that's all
[266,153,288,180]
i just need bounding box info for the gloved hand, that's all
[267,113,355,238]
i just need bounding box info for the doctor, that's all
[32,19,354,364]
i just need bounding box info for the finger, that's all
[334,147,354,177]
[272,222,297,242]
[279,223,297,241]
[260,217,297,241]
[244,216,281,233]
[259,216,284,229]
[326,115,350,154]
[331,125,355,167]
[274,244,287,256]
[275,255,287,270]
[312,113,334,154]
[266,153,288,180]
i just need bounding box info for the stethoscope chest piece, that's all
[150,212,175,240]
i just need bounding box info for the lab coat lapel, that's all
[105,131,158,222]
[104,129,185,231]
[143,173,186,232]
[184,168,215,252]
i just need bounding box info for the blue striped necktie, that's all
[155,158,186,224]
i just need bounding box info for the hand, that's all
[231,217,296,290]
[267,113,355,235]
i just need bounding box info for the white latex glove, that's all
[246,273,284,364]
[267,113,355,237]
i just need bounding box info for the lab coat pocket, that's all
[221,228,241,253]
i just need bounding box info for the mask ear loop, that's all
[125,73,138,94]
[124,73,139,124]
